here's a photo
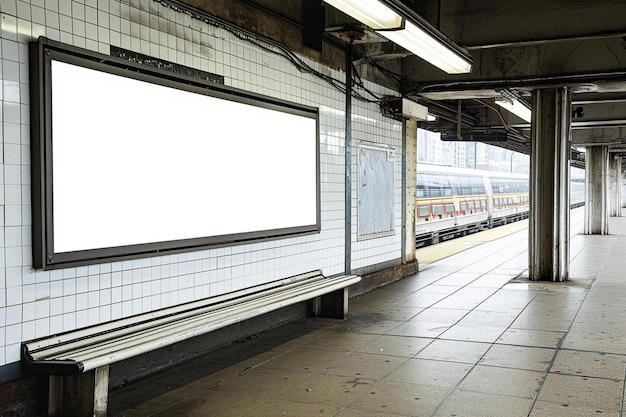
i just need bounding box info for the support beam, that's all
[585,146,610,234]
[402,2,626,86]
[609,155,622,217]
[436,1,626,49]
[403,119,418,264]
[529,87,571,281]
[572,127,626,147]
[403,36,626,87]
[344,49,352,275]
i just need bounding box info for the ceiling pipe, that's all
[464,30,626,50]
[423,100,480,126]
[411,69,626,97]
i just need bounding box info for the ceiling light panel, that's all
[323,0,404,30]
[379,21,472,74]
[495,98,532,123]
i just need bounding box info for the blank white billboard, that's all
[31,39,319,268]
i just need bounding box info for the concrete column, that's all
[609,155,622,217]
[585,146,609,233]
[403,118,417,264]
[529,87,571,282]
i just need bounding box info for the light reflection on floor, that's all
[110,207,626,417]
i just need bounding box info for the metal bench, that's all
[21,270,361,417]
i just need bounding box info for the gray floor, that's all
[110,212,626,416]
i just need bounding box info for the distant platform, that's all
[417,206,585,266]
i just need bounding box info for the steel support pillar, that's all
[585,146,610,233]
[609,155,622,217]
[344,49,352,275]
[402,118,417,264]
[529,88,571,282]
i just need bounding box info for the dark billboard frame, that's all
[30,37,320,270]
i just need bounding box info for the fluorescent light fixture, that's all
[323,0,403,30]
[379,21,472,74]
[427,113,437,121]
[323,0,473,74]
[495,98,532,123]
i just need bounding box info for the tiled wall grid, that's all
[0,0,403,367]
[351,85,403,271]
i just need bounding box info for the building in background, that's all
[418,128,530,174]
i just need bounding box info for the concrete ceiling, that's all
[179,0,626,163]
[339,0,626,163]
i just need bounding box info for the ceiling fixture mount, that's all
[495,90,532,123]
[323,0,473,74]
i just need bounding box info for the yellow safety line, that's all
[416,219,528,265]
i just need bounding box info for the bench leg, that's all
[314,288,349,319]
[48,375,62,416]
[48,365,109,417]
[94,365,110,416]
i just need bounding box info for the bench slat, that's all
[25,270,325,353]
[22,273,360,376]
[29,275,328,359]
[34,275,330,361]
[37,275,357,362]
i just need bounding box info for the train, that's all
[415,163,585,246]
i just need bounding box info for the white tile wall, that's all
[350,80,404,271]
[0,0,403,368]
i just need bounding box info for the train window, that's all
[418,205,429,217]
[444,177,453,196]
[453,175,482,196]
[491,177,529,195]
[508,198,513,204]
[445,204,455,213]
[481,200,486,208]
[469,179,476,195]
[491,179,502,193]
[498,178,529,194]
[468,201,474,210]
[460,202,467,212]
[471,176,486,195]
[521,180,530,193]
[459,177,466,195]
[432,205,443,215]
[418,173,452,198]
[447,174,461,195]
